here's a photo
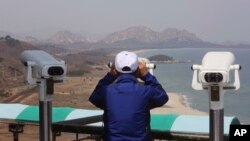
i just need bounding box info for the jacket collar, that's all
[115,74,138,83]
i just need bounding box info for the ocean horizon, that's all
[137,47,250,124]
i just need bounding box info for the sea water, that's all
[137,48,250,124]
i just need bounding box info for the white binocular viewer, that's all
[20,50,67,84]
[191,52,241,90]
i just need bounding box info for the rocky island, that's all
[148,54,175,63]
[148,54,191,63]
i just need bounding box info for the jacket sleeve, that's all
[141,72,169,109]
[89,73,115,109]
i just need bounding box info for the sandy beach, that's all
[151,92,207,115]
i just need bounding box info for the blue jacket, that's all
[89,72,168,141]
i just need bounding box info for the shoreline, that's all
[133,48,159,54]
[151,92,207,115]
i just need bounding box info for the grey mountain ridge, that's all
[1,26,202,44]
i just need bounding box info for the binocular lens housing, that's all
[204,73,223,83]
[48,67,64,76]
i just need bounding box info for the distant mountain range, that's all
[48,30,96,44]
[0,30,93,45]
[103,26,202,43]
[0,26,204,44]
[1,26,250,48]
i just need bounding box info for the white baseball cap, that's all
[115,51,139,73]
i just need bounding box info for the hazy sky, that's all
[0,0,250,43]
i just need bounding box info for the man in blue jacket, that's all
[89,51,168,141]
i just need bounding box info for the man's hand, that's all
[136,61,148,78]
[110,62,118,78]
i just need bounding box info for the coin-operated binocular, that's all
[20,50,66,85]
[192,52,240,91]
[138,57,156,75]
[107,57,156,75]
[20,50,67,141]
[191,52,241,141]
